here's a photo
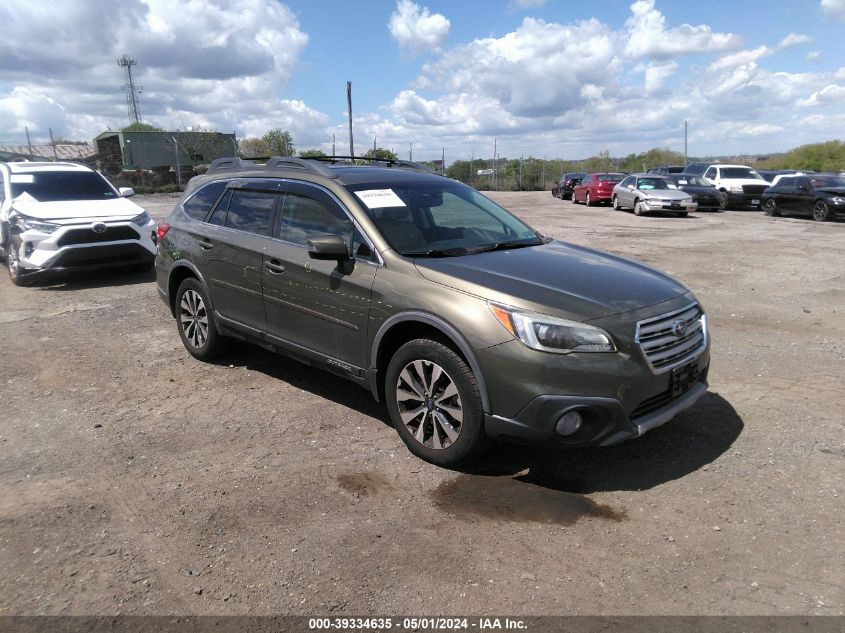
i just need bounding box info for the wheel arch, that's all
[369,312,491,413]
[166,261,213,317]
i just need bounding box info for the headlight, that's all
[830,196,845,205]
[15,215,60,234]
[131,211,151,226]
[489,303,616,354]
[682,197,693,204]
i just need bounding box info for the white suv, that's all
[0,161,157,285]
[701,164,769,209]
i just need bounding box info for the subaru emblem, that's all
[671,319,687,338]
[92,222,107,234]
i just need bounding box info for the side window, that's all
[779,177,795,188]
[704,167,717,179]
[183,181,227,221]
[279,190,373,260]
[620,176,633,188]
[225,190,277,235]
[0,175,5,202]
[207,190,231,226]
[796,178,810,189]
[582,175,591,185]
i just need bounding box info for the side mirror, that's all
[119,187,135,197]
[307,234,349,260]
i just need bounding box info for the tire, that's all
[677,212,688,218]
[634,199,646,216]
[763,199,780,217]
[813,200,831,222]
[585,192,592,207]
[385,338,485,467]
[572,193,580,205]
[612,195,622,211]
[6,238,32,287]
[175,277,226,361]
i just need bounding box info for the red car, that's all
[572,173,626,206]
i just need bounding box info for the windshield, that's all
[346,180,542,257]
[811,176,845,188]
[10,171,117,201]
[636,177,671,190]
[670,175,710,187]
[721,167,764,181]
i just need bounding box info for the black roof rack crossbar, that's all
[311,155,439,175]
[264,156,338,178]
[207,157,257,173]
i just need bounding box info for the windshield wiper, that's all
[465,239,543,254]
[402,247,470,257]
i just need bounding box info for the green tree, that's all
[362,147,398,161]
[298,149,327,158]
[262,129,295,156]
[122,122,163,132]
[238,138,269,158]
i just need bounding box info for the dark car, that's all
[667,173,725,211]
[155,156,710,466]
[684,162,710,176]
[572,173,626,206]
[762,174,845,221]
[552,172,585,200]
[648,165,686,176]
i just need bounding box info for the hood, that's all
[817,187,845,196]
[10,195,144,221]
[634,187,690,200]
[679,184,718,194]
[414,240,689,321]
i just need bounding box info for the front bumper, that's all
[15,219,157,275]
[641,199,698,213]
[725,191,763,208]
[692,193,724,210]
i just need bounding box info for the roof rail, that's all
[207,157,257,173]
[264,156,338,179]
[311,155,439,175]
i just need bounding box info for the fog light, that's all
[556,410,583,436]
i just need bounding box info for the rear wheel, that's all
[175,278,226,360]
[612,195,622,210]
[813,200,830,222]
[572,193,579,205]
[763,199,780,217]
[585,192,592,207]
[385,339,485,467]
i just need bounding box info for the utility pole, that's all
[409,142,413,161]
[442,147,445,175]
[373,136,377,153]
[684,120,688,165]
[542,155,546,190]
[25,126,33,157]
[469,149,474,187]
[172,136,182,189]
[118,55,142,124]
[347,81,354,157]
[519,155,523,191]
[332,133,336,157]
[493,138,497,191]
[48,128,58,161]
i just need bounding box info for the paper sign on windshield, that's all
[354,189,406,209]
[10,175,34,183]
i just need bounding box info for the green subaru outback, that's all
[155,157,710,466]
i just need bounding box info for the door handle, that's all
[265,259,285,274]
[199,239,214,251]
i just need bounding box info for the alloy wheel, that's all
[395,359,463,450]
[7,241,20,283]
[179,289,209,348]
[813,200,829,222]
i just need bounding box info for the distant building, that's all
[94,130,237,172]
[0,143,96,162]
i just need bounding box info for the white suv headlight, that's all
[15,215,60,234]
[131,211,151,226]
[489,303,616,354]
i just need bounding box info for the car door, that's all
[576,175,591,202]
[191,180,280,331]
[793,177,814,215]
[617,176,634,206]
[773,177,796,213]
[262,181,378,369]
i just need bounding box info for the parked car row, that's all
[551,172,584,200]
[553,162,844,221]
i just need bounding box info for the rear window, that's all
[596,174,623,182]
[10,170,117,201]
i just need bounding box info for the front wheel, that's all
[6,238,31,287]
[385,339,485,467]
[175,278,226,361]
[813,200,830,222]
[763,199,780,216]
[634,200,647,216]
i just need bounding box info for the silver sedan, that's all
[612,174,698,217]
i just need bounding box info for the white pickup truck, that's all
[701,164,770,209]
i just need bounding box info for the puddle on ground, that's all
[336,472,393,496]
[431,473,626,525]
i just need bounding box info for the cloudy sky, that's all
[1,0,844,162]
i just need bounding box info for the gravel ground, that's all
[0,191,842,616]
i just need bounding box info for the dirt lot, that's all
[1,191,843,616]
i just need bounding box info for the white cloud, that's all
[821,0,845,20]
[388,0,450,56]
[642,61,678,94]
[807,51,822,63]
[0,0,320,145]
[624,0,741,60]
[797,84,845,107]
[778,33,813,48]
[508,0,547,8]
[710,46,772,70]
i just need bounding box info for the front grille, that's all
[742,184,767,195]
[636,303,707,373]
[57,226,139,247]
